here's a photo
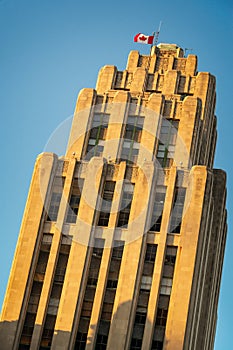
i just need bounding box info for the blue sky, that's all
[0,0,232,348]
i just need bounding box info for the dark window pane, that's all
[98,181,116,227]
[117,183,134,227]
[145,244,157,263]
[150,186,166,232]
[66,179,84,223]
[86,113,110,160]
[96,241,124,346]
[74,332,87,350]
[75,239,104,349]
[169,187,186,234]
[156,119,179,168]
[120,116,144,164]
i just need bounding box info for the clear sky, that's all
[0,0,232,348]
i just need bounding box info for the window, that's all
[27,281,43,313]
[163,246,177,278]
[35,250,50,277]
[75,239,104,349]
[84,286,95,302]
[130,338,142,350]
[95,241,124,348]
[151,340,163,350]
[112,244,124,259]
[95,334,108,350]
[42,233,53,245]
[160,247,177,295]
[137,291,150,310]
[87,276,98,287]
[101,302,114,321]
[98,181,116,226]
[47,284,63,315]
[87,243,104,286]
[160,278,173,296]
[81,301,93,318]
[40,314,56,346]
[46,177,65,221]
[105,243,124,290]
[54,245,71,283]
[150,186,166,232]
[135,312,147,325]
[155,309,168,326]
[141,245,157,291]
[140,275,152,291]
[98,319,111,337]
[47,194,61,221]
[152,246,177,347]
[117,183,134,228]
[130,244,157,349]
[121,116,144,164]
[47,298,60,316]
[158,295,170,310]
[40,241,71,348]
[106,279,118,289]
[21,312,36,338]
[86,113,109,159]
[19,234,52,347]
[156,119,179,168]
[169,187,186,233]
[145,244,157,262]
[164,248,176,265]
[115,71,124,88]
[66,178,84,223]
[74,332,87,350]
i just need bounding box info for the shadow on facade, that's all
[0,319,19,350]
[51,300,154,349]
[0,300,160,350]
[85,300,154,350]
[50,301,138,349]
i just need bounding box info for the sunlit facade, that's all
[0,44,227,350]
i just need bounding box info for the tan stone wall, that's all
[0,44,227,350]
[0,153,58,349]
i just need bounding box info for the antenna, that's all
[150,21,162,55]
[154,21,162,45]
[184,48,193,57]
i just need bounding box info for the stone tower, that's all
[0,43,227,350]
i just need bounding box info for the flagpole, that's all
[150,21,162,55]
[150,32,156,55]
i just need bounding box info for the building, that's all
[0,43,227,350]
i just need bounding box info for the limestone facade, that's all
[0,43,227,350]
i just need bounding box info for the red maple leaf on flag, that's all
[139,35,147,41]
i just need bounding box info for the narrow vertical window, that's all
[121,116,144,164]
[156,119,179,168]
[150,185,167,232]
[95,241,124,350]
[19,313,37,350]
[169,187,186,233]
[130,244,157,349]
[151,246,177,350]
[65,178,84,224]
[46,177,65,222]
[116,183,134,228]
[75,239,105,350]
[98,181,116,227]
[40,236,71,348]
[19,234,53,348]
[86,113,109,159]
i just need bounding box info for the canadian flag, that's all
[134,33,154,44]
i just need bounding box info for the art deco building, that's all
[0,43,227,350]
